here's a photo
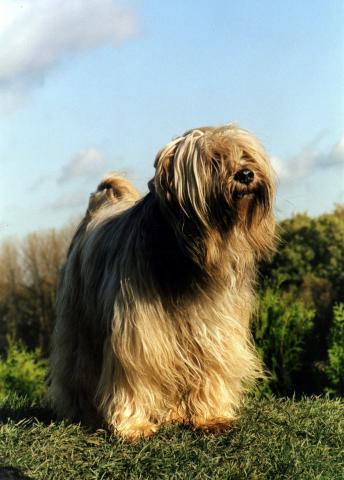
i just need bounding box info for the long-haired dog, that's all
[49,124,276,441]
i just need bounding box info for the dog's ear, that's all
[152,136,181,203]
[152,130,229,268]
[153,130,218,228]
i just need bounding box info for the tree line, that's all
[0,206,343,396]
[0,224,74,356]
[256,204,344,396]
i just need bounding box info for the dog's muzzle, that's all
[233,168,258,199]
[234,169,254,185]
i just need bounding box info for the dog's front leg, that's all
[187,376,238,433]
[96,339,165,441]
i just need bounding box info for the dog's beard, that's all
[225,178,276,262]
[231,176,273,221]
[154,181,274,273]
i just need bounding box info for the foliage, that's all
[262,207,344,300]
[254,288,315,395]
[0,340,47,402]
[325,303,344,396]
[259,205,344,395]
[1,394,343,480]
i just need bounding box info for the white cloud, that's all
[327,134,344,166]
[0,88,28,112]
[271,133,344,184]
[28,173,55,192]
[271,155,293,183]
[0,0,137,107]
[58,147,106,183]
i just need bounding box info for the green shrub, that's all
[0,340,47,401]
[254,289,315,395]
[325,303,344,396]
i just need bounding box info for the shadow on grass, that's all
[0,466,34,480]
[0,396,55,426]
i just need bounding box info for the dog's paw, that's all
[191,416,234,433]
[116,422,159,442]
[165,406,188,424]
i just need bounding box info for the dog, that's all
[49,123,276,441]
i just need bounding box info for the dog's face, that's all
[152,124,275,232]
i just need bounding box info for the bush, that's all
[254,289,315,395]
[325,303,344,396]
[0,340,47,401]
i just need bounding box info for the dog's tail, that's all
[96,173,141,203]
[67,175,140,257]
[86,173,140,215]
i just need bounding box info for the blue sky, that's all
[0,0,343,240]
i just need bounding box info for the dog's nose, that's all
[234,169,254,185]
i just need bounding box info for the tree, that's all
[325,304,344,396]
[254,288,315,395]
[259,205,344,393]
[0,225,75,354]
[0,240,23,348]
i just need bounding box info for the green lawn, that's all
[0,395,343,480]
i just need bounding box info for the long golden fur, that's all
[49,123,276,441]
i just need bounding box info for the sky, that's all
[0,0,343,240]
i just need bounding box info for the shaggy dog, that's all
[49,124,276,441]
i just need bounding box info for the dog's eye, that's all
[211,155,222,167]
[241,154,252,163]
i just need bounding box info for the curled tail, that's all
[68,174,140,256]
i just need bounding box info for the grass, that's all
[0,395,343,480]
